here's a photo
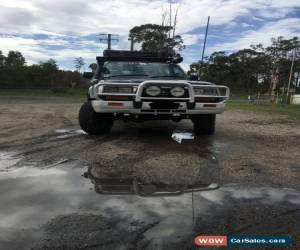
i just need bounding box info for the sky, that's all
[0,0,300,71]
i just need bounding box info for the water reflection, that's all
[86,172,219,197]
[1,163,300,250]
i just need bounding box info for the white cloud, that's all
[0,0,300,68]
[240,23,254,28]
[209,18,300,52]
[0,35,96,64]
[0,6,37,31]
[1,0,300,36]
[0,33,133,68]
[181,34,201,46]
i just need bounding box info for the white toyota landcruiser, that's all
[79,50,230,135]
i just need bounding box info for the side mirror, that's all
[172,54,183,64]
[82,72,94,79]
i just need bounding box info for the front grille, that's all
[141,84,189,98]
[99,95,134,101]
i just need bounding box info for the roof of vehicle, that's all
[96,50,182,63]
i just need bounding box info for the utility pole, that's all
[128,37,134,51]
[199,16,210,77]
[286,48,296,104]
[99,34,119,50]
[169,1,172,38]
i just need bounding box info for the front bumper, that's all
[92,100,226,114]
[90,80,229,115]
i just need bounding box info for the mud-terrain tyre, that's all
[192,114,216,135]
[79,102,114,135]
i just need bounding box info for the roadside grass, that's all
[0,88,86,97]
[227,100,300,121]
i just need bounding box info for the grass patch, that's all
[227,100,300,121]
[0,88,86,97]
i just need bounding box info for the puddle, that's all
[1,162,300,249]
[54,129,70,133]
[1,148,300,249]
[0,167,67,179]
[54,128,86,139]
[0,150,81,172]
[0,151,23,170]
[208,141,228,154]
[87,173,219,196]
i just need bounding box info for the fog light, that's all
[170,87,185,97]
[146,86,161,96]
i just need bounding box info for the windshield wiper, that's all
[106,74,149,78]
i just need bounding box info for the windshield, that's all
[102,61,186,79]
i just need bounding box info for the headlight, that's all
[170,87,185,97]
[145,86,161,96]
[102,85,134,94]
[194,87,218,96]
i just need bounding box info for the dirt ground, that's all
[0,96,300,250]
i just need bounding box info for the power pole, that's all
[99,34,119,50]
[199,16,210,77]
[128,37,134,51]
[286,48,296,104]
[169,1,172,38]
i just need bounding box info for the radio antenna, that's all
[199,16,210,77]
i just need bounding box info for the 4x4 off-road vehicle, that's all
[79,50,230,135]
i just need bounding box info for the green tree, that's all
[39,59,58,72]
[265,37,300,93]
[0,50,5,67]
[129,24,184,53]
[0,51,88,89]
[189,36,300,94]
[74,57,85,72]
[1,51,26,88]
[39,59,58,89]
[5,51,26,67]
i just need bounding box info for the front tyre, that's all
[192,114,216,135]
[79,102,114,135]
